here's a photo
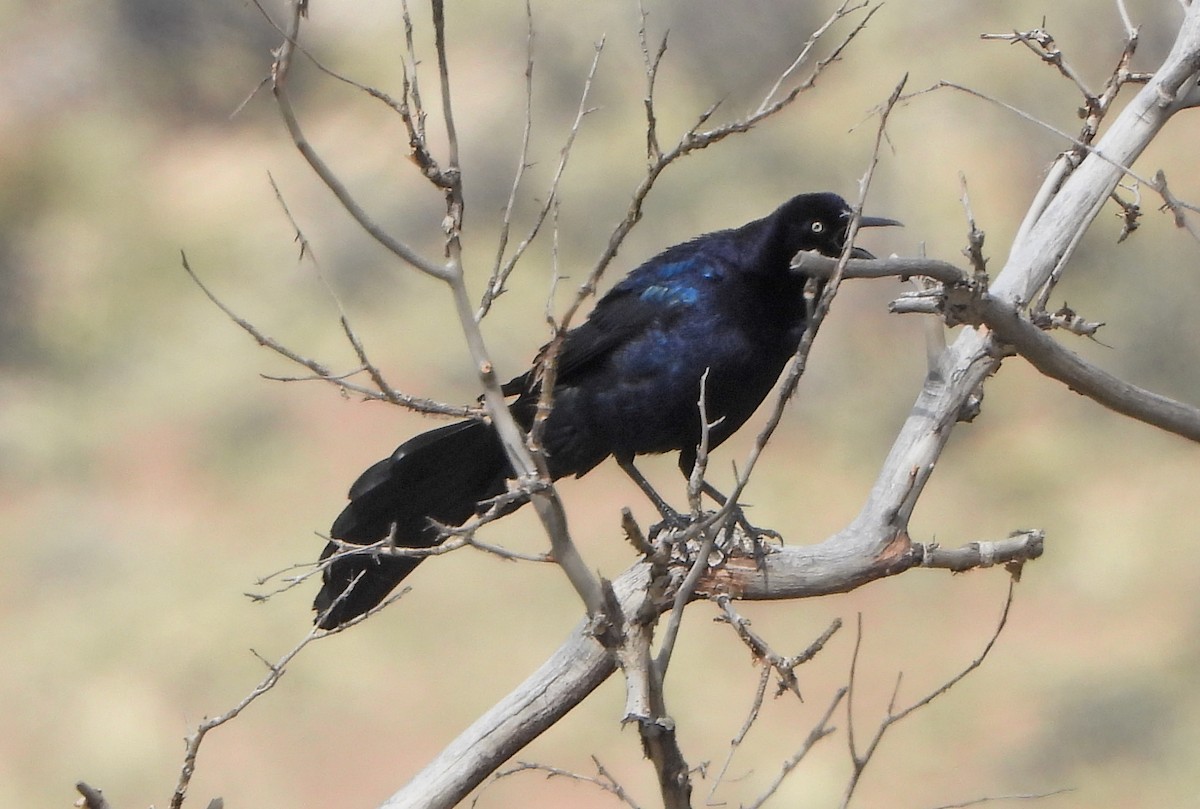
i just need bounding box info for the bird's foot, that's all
[645,504,782,570]
[647,506,692,544]
[718,505,783,567]
[646,507,718,570]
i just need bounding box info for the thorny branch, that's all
[979,13,1152,256]
[706,614,844,805]
[716,600,843,701]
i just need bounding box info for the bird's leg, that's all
[616,457,689,538]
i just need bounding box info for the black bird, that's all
[314,192,899,628]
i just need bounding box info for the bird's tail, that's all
[313,419,512,629]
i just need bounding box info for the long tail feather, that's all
[314,420,511,628]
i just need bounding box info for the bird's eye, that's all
[810,221,825,234]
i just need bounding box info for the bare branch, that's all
[480,2,537,316]
[387,522,1042,808]
[637,0,669,163]
[431,0,460,198]
[478,37,604,319]
[399,0,428,146]
[653,370,722,679]
[266,170,313,261]
[182,252,475,416]
[169,624,326,809]
[910,5,1200,312]
[75,782,113,809]
[919,530,1045,578]
[714,597,843,702]
[755,0,878,116]
[984,9,1146,249]
[839,583,1018,807]
[742,686,846,809]
[708,666,771,801]
[379,2,609,622]
[480,758,642,809]
[799,251,1200,444]
[958,173,989,279]
[270,3,451,280]
[928,788,1075,809]
[980,25,1096,102]
[1151,169,1200,243]
[975,294,1200,442]
[792,252,967,285]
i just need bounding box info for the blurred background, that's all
[2,0,1198,807]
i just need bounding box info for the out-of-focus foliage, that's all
[1,1,1197,807]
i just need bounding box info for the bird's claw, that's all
[718,505,784,566]
[647,507,692,543]
[645,503,783,570]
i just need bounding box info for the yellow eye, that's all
[810,221,825,234]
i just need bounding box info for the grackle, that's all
[314,192,899,628]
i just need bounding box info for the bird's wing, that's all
[504,253,710,395]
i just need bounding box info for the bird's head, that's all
[778,192,901,260]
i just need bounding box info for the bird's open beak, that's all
[849,215,902,260]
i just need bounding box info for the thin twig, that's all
[270,2,450,280]
[265,172,412,402]
[839,582,1018,807]
[637,0,670,163]
[904,78,1197,240]
[431,0,463,255]
[170,625,324,809]
[708,666,772,801]
[706,613,841,801]
[650,373,721,679]
[980,25,1096,101]
[266,170,313,261]
[758,0,870,113]
[480,1,537,317]
[480,758,643,809]
[478,37,604,319]
[181,252,474,415]
[742,685,847,809]
[928,788,1074,809]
